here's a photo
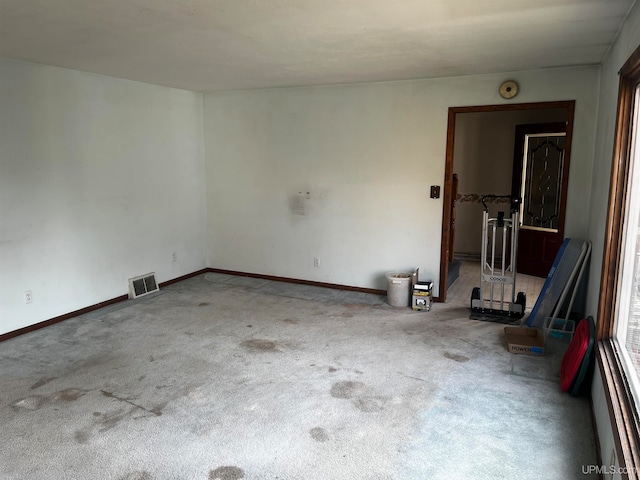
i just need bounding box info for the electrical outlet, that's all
[314,257,320,267]
[171,251,177,262]
[24,290,33,304]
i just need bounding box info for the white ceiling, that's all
[0,0,635,92]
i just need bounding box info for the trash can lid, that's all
[385,272,411,278]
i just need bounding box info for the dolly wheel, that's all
[471,287,480,309]
[516,292,526,312]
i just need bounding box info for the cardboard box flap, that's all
[504,326,545,355]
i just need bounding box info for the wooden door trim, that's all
[437,100,576,302]
[449,173,459,263]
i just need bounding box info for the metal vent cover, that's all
[128,272,159,299]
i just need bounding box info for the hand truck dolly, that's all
[470,195,526,318]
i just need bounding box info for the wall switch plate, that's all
[172,251,177,262]
[314,257,320,267]
[24,290,33,303]
[430,185,441,199]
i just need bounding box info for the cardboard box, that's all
[504,326,545,356]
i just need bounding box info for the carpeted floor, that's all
[0,273,597,479]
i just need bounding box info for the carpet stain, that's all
[78,354,114,370]
[119,472,153,480]
[149,402,166,416]
[209,466,245,480]
[101,390,163,416]
[74,429,91,444]
[341,313,354,318]
[330,381,389,413]
[58,388,86,402]
[328,367,338,373]
[13,388,86,411]
[353,396,387,413]
[443,352,470,363]
[310,427,329,442]
[30,376,57,390]
[330,381,366,399]
[75,407,138,443]
[246,325,253,328]
[241,339,278,352]
[99,409,135,430]
[12,395,47,411]
[399,372,427,383]
[281,318,299,324]
[199,302,210,306]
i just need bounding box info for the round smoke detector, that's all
[499,80,519,99]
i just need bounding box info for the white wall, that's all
[204,67,599,295]
[453,108,567,256]
[587,2,640,476]
[0,59,208,336]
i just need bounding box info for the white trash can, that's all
[385,272,412,307]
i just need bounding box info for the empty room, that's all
[1,1,640,479]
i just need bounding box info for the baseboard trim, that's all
[207,268,387,296]
[159,268,209,288]
[0,294,129,343]
[0,268,211,343]
[454,253,482,262]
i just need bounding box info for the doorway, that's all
[437,101,575,303]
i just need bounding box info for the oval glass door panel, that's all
[519,133,566,232]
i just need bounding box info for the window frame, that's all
[614,86,640,414]
[597,43,640,477]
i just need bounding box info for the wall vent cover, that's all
[128,272,159,299]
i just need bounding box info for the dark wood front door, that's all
[512,122,568,278]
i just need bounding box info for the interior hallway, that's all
[0,272,593,479]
